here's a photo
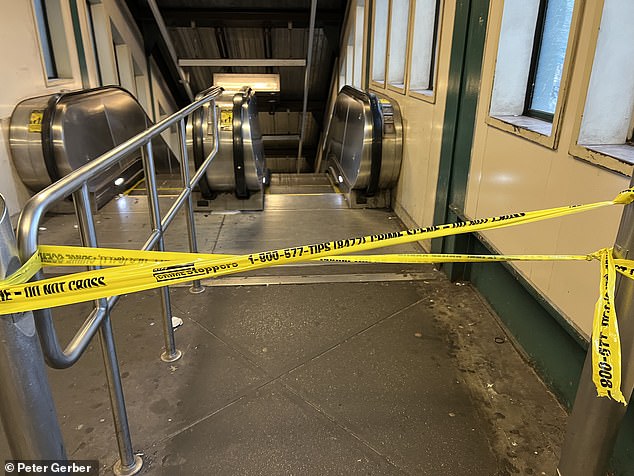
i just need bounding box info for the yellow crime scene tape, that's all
[2,188,634,404]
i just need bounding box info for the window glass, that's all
[33,0,57,78]
[577,0,634,152]
[33,0,73,80]
[527,0,574,117]
[387,0,410,89]
[409,0,439,92]
[371,0,389,84]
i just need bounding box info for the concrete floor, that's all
[0,175,567,475]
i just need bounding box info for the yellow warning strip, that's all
[123,178,145,196]
[35,246,593,267]
[592,249,625,403]
[320,253,592,263]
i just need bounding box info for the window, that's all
[488,0,579,146]
[112,23,136,94]
[409,0,440,94]
[571,0,634,172]
[524,0,575,121]
[371,0,389,85]
[387,0,410,90]
[89,3,118,85]
[32,0,73,80]
[339,0,365,89]
[85,0,103,85]
[370,0,442,97]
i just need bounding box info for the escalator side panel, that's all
[325,86,402,201]
[325,86,374,191]
[200,88,265,196]
[10,86,178,202]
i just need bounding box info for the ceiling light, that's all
[213,73,281,92]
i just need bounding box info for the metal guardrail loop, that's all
[16,86,222,367]
[14,86,223,475]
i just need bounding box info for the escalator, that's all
[9,85,401,214]
[189,86,267,211]
[324,86,403,208]
[9,86,179,208]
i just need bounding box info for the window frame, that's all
[485,0,583,150]
[568,0,634,176]
[369,0,390,89]
[31,0,77,85]
[369,0,443,101]
[407,0,442,103]
[522,0,554,122]
[33,0,58,79]
[385,0,411,94]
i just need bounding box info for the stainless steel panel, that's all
[9,95,54,191]
[189,87,265,194]
[10,87,177,202]
[324,86,402,194]
[374,92,403,190]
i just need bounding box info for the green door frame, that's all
[431,0,489,281]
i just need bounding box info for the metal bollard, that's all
[557,187,634,475]
[0,195,65,459]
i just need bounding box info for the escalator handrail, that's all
[232,87,253,199]
[192,104,214,199]
[40,93,63,184]
[191,87,218,199]
[365,92,383,197]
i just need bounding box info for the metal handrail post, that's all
[0,195,65,459]
[557,183,634,475]
[141,141,182,363]
[73,185,142,476]
[178,118,204,294]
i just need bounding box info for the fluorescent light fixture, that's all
[114,177,125,186]
[338,175,344,183]
[213,73,281,92]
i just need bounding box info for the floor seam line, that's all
[210,214,225,254]
[279,297,429,377]
[278,380,410,475]
[186,317,272,379]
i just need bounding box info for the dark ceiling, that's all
[124,0,349,162]
[125,0,349,110]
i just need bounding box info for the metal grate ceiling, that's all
[125,0,348,163]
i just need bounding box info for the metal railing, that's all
[15,85,223,475]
